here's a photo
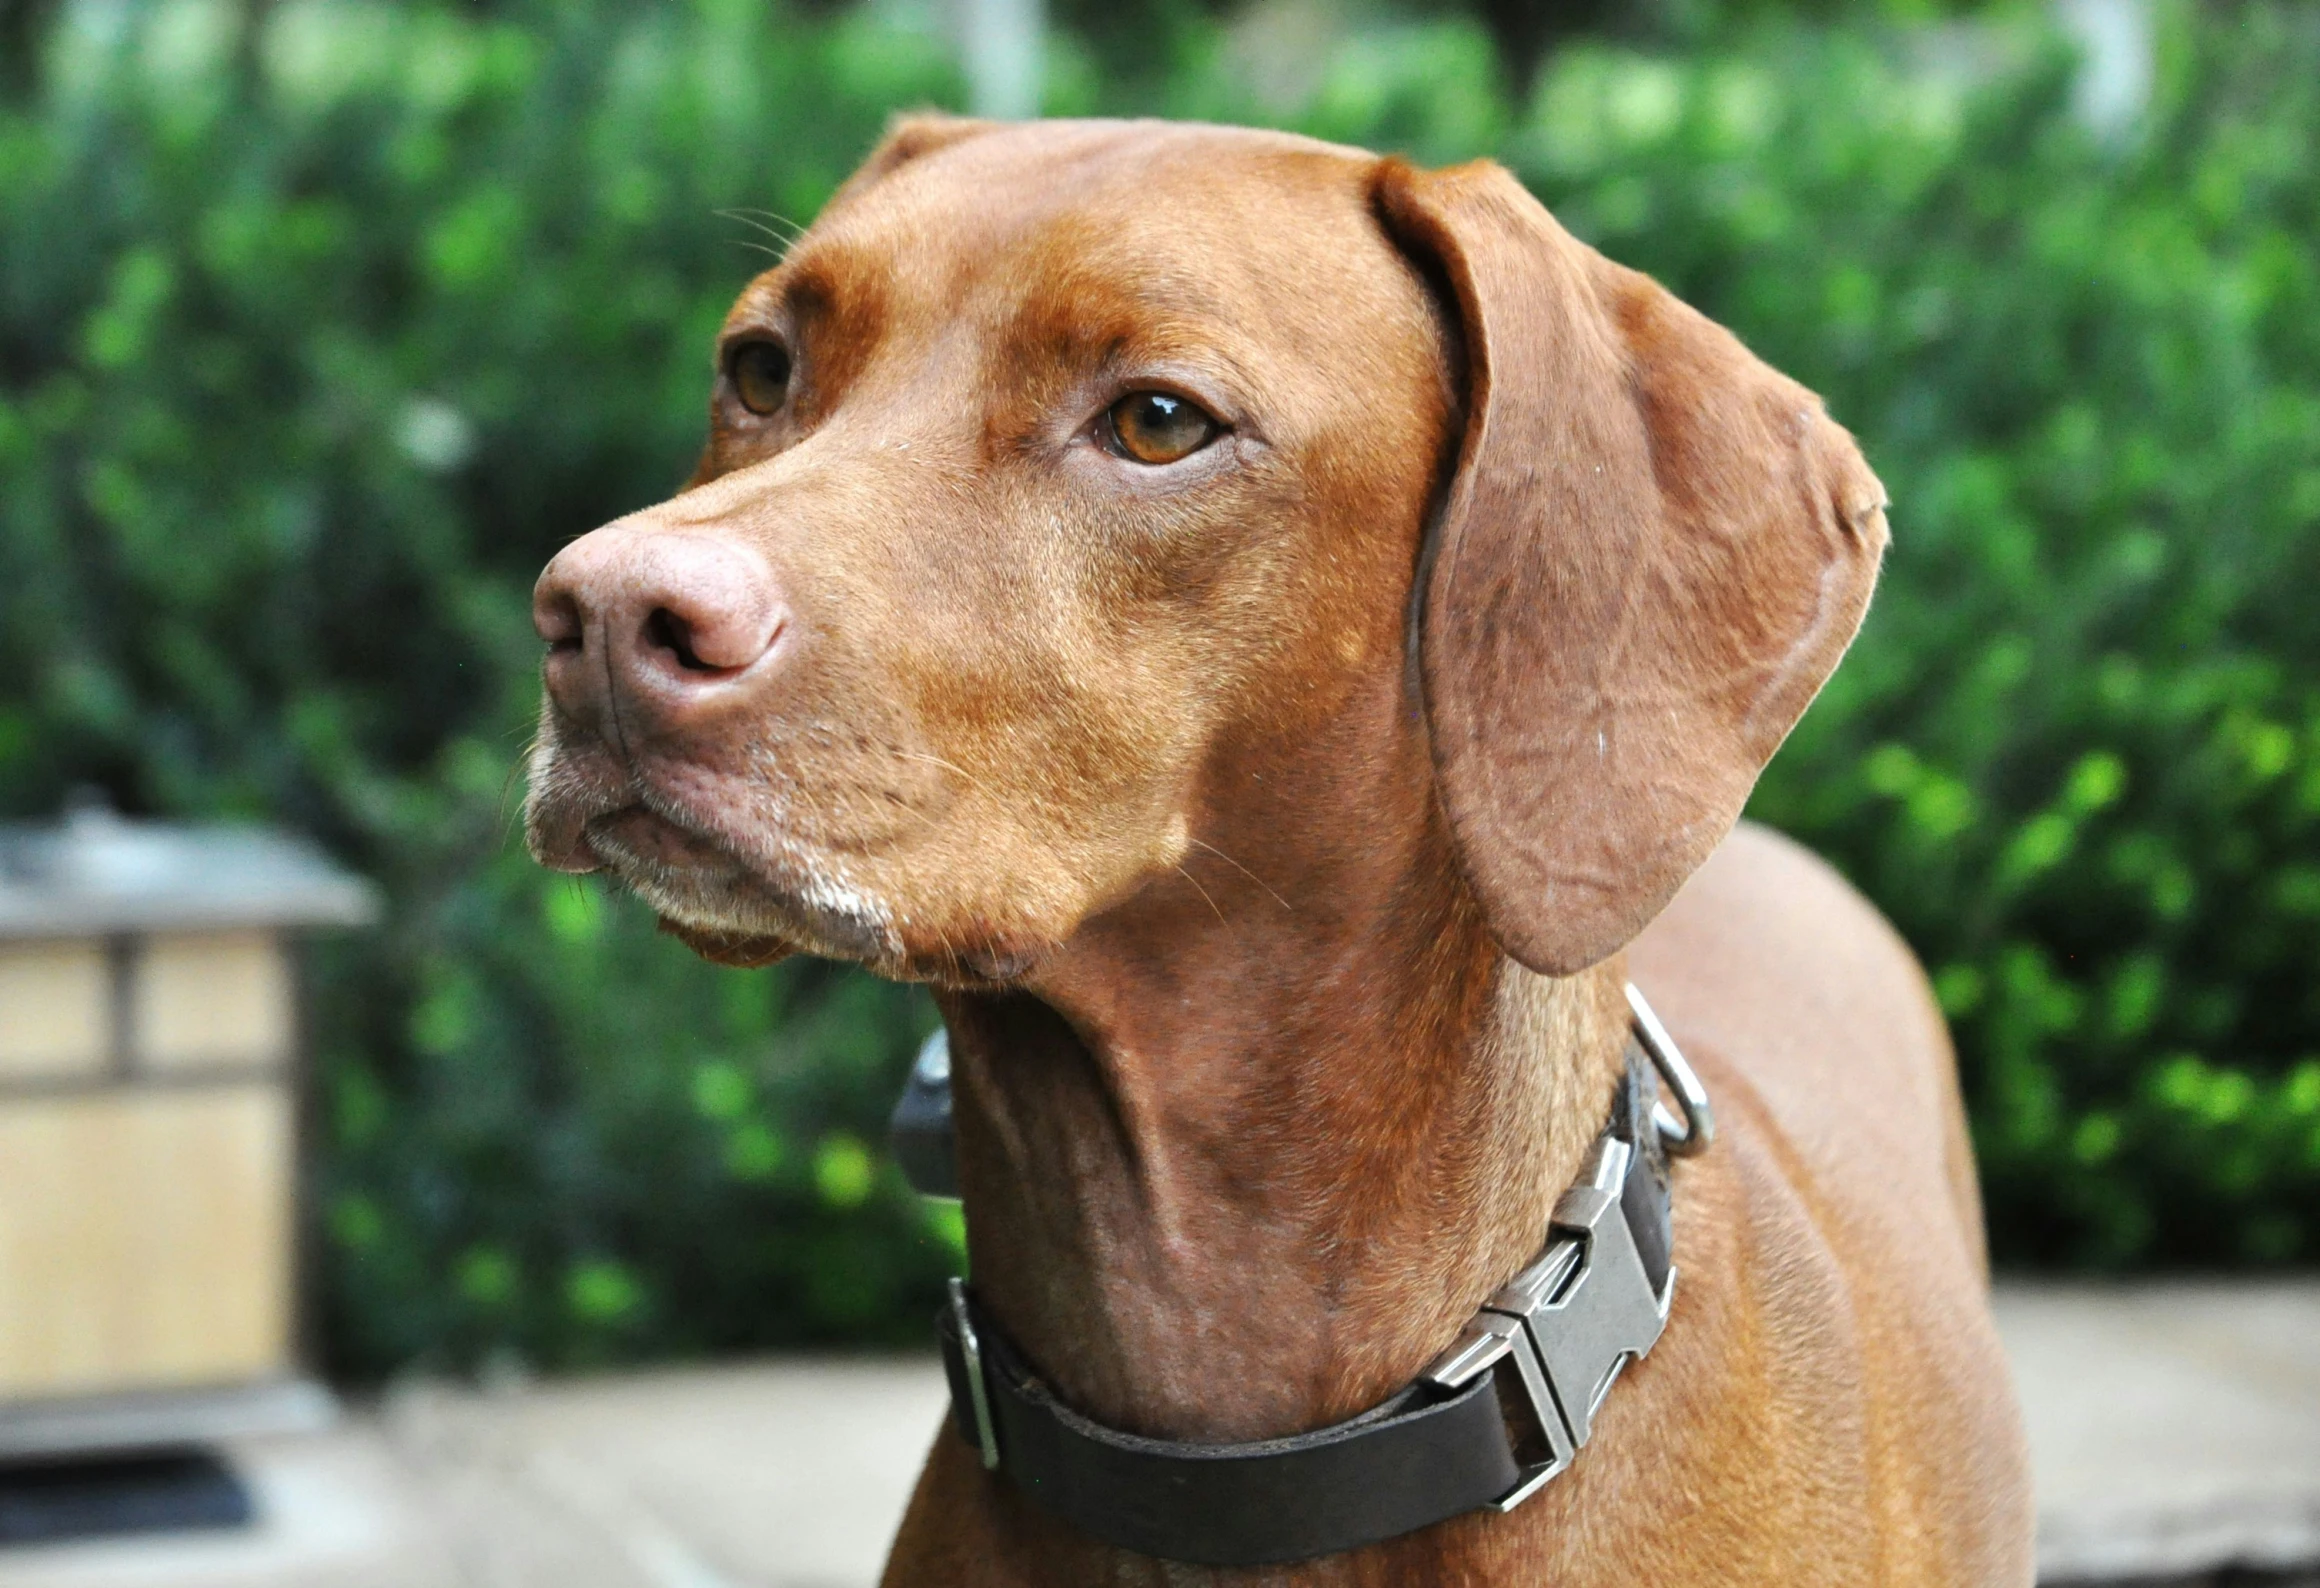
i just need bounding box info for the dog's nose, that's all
[534,525,789,739]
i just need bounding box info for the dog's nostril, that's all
[645,607,716,673]
[535,589,585,653]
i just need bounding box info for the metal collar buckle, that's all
[1417,984,1703,1511]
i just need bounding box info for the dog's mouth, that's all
[578,801,901,967]
[588,806,734,873]
[528,747,1063,986]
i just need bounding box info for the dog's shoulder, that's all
[1627,820,1976,1270]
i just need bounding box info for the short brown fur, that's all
[525,115,2033,1586]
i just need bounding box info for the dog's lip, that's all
[581,789,905,872]
[585,805,739,872]
[595,799,1056,984]
[579,799,900,966]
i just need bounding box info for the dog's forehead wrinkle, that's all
[878,115,1360,214]
[828,133,1379,312]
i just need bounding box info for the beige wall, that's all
[0,1085,295,1399]
[0,929,294,1081]
[0,940,111,1082]
[132,930,292,1073]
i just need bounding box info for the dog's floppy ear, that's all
[1376,158,1888,977]
[829,112,999,209]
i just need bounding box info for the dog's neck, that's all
[937,708,1629,1444]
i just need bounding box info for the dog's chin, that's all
[581,806,902,967]
[656,917,798,968]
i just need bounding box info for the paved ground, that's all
[2000,1282,2320,1586]
[2,1282,2314,1587]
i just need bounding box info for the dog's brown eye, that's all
[1106,391,1217,465]
[729,341,791,416]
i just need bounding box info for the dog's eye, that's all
[729,341,791,416]
[1105,391,1218,465]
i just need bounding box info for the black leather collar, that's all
[931,989,1708,1567]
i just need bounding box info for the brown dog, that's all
[525,117,2034,1585]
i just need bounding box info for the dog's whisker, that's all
[719,206,807,237]
[891,747,991,797]
[1172,862,1227,926]
[714,208,807,262]
[496,750,531,835]
[1187,837,1292,912]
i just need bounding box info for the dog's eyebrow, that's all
[719,246,891,398]
[1006,237,1252,351]
[719,245,866,337]
[780,254,851,318]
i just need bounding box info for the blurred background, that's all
[0,0,2315,1581]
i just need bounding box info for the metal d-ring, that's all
[1625,983,1714,1158]
[948,1278,1002,1471]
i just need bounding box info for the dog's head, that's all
[525,117,1886,982]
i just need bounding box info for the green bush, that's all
[1,1,2314,1376]
[1514,20,2320,1268]
[0,0,971,1375]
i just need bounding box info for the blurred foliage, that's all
[1568,17,2320,1269]
[0,0,2314,1376]
[0,0,971,1376]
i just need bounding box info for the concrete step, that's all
[0,1282,2313,1586]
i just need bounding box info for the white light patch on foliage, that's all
[397,397,476,474]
